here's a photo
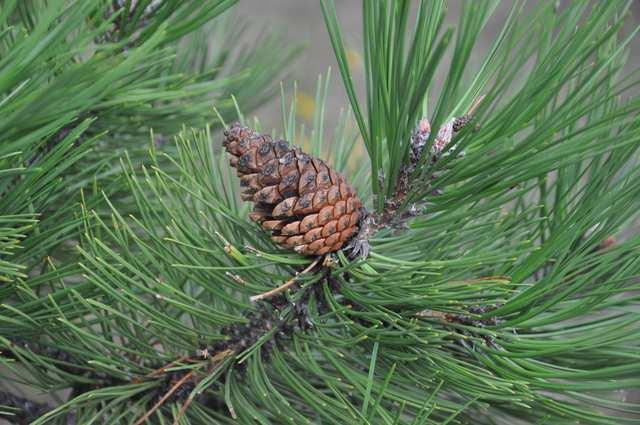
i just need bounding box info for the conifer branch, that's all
[3,1,639,423]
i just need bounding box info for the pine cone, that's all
[223,123,364,256]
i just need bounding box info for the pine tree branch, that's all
[5,1,639,420]
[4,262,344,421]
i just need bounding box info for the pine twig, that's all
[134,370,197,425]
[144,355,193,379]
[173,394,197,425]
[170,349,235,424]
[249,257,321,302]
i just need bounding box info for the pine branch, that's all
[0,0,294,295]
[1,2,296,421]
[3,1,640,424]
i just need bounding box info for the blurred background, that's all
[236,0,640,134]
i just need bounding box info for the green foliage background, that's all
[2,1,640,424]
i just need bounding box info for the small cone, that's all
[223,124,364,256]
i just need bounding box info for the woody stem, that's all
[249,257,321,302]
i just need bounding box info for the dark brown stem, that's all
[134,370,197,425]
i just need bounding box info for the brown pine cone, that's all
[223,123,364,256]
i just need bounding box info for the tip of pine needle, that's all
[212,104,228,129]
[467,94,486,116]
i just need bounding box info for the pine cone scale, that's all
[281,221,300,235]
[300,214,318,231]
[318,206,334,225]
[240,174,260,190]
[325,232,340,246]
[334,200,346,217]
[262,220,285,231]
[224,123,364,256]
[272,197,297,217]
